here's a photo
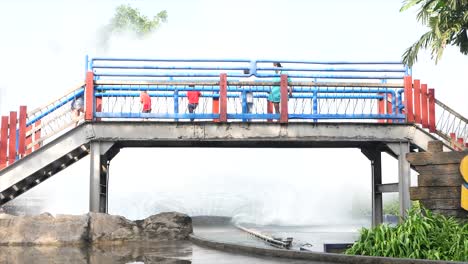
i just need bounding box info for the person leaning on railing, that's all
[267,62,292,115]
[71,94,84,127]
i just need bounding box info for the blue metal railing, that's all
[89,57,407,122]
[90,57,407,81]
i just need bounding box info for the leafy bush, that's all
[346,205,468,261]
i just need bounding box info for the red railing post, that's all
[428,88,436,133]
[450,133,457,149]
[34,120,42,151]
[212,97,220,122]
[219,73,227,122]
[95,97,102,122]
[404,76,414,122]
[0,116,8,169]
[8,111,17,165]
[85,71,94,121]
[413,79,421,124]
[25,125,32,155]
[421,84,429,128]
[267,101,273,123]
[377,93,385,123]
[18,106,27,158]
[279,74,289,124]
[457,138,464,150]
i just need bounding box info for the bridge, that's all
[0,58,466,227]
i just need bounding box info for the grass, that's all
[346,204,468,261]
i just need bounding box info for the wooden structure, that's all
[407,141,468,219]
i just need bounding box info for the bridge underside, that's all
[0,121,442,226]
[89,121,437,150]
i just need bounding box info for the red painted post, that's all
[95,97,102,122]
[377,93,385,123]
[386,93,393,123]
[0,116,8,169]
[25,125,32,155]
[267,101,273,123]
[85,71,94,121]
[450,133,457,150]
[8,112,17,165]
[450,133,456,143]
[18,106,27,158]
[457,138,464,151]
[413,79,421,124]
[212,97,220,122]
[421,84,429,128]
[428,88,436,133]
[34,120,41,151]
[219,73,227,122]
[404,76,414,122]
[279,74,289,124]
[457,138,464,146]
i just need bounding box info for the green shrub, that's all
[346,205,468,261]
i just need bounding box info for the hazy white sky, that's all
[0,0,466,221]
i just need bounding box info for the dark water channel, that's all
[0,241,336,264]
[0,219,361,263]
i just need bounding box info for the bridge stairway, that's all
[0,129,90,206]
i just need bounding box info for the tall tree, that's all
[400,0,468,67]
[98,4,168,50]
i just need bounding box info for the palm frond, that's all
[402,31,434,67]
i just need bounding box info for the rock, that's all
[0,213,88,245]
[139,212,193,241]
[0,212,192,245]
[88,213,139,243]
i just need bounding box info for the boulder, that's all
[138,212,193,241]
[0,213,88,245]
[0,212,192,245]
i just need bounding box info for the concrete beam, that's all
[90,122,432,148]
[376,183,398,193]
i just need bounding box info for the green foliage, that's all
[400,0,468,67]
[98,4,168,49]
[346,204,468,261]
[383,198,400,216]
[110,4,167,37]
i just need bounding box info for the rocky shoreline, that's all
[0,212,192,245]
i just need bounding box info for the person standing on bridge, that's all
[267,62,292,116]
[71,94,84,127]
[187,85,202,122]
[140,90,152,115]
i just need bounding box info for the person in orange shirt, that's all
[187,86,202,121]
[140,91,152,113]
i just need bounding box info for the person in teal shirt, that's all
[267,62,292,114]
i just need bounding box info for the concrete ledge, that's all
[189,234,465,264]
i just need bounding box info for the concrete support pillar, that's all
[90,142,103,213]
[397,142,411,218]
[361,148,383,227]
[386,141,411,219]
[89,141,119,213]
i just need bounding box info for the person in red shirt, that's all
[140,91,152,113]
[187,86,202,121]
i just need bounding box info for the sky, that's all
[0,0,466,223]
